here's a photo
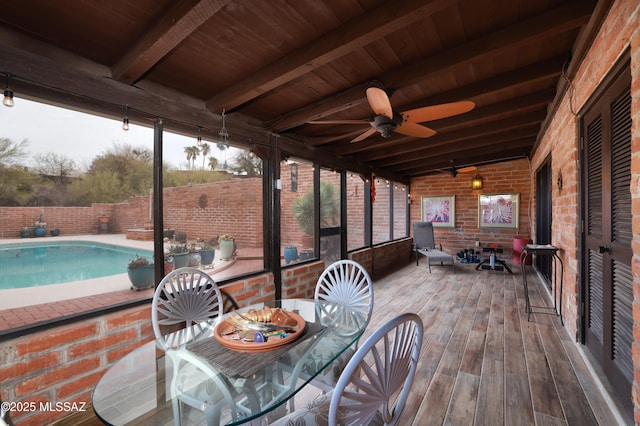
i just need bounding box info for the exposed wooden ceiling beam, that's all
[400,142,534,177]
[112,0,232,84]
[268,1,591,131]
[384,128,540,172]
[428,90,555,132]
[204,0,453,113]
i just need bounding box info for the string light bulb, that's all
[196,125,203,146]
[248,140,255,158]
[122,105,129,131]
[3,72,14,107]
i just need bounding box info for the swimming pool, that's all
[0,241,152,289]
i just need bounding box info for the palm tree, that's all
[190,146,200,170]
[184,146,193,170]
[200,143,210,169]
[184,146,199,170]
[208,156,218,171]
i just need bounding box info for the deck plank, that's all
[70,261,622,425]
[363,262,620,425]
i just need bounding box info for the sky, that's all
[0,97,236,170]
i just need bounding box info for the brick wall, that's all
[0,306,154,425]
[0,221,412,425]
[409,158,532,258]
[527,0,640,421]
[0,266,304,425]
[0,177,264,248]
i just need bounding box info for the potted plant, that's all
[188,242,201,267]
[168,243,190,268]
[50,228,60,236]
[98,215,110,231]
[20,226,31,238]
[33,210,47,237]
[127,255,155,290]
[199,240,216,266]
[164,254,174,275]
[218,234,235,261]
[284,246,298,264]
[292,181,340,249]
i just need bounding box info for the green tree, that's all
[68,170,127,204]
[207,156,219,171]
[68,143,153,205]
[228,151,262,176]
[200,143,210,170]
[184,146,193,169]
[0,137,28,164]
[292,180,340,236]
[0,165,35,206]
[184,146,199,170]
[33,152,77,184]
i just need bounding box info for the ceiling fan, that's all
[436,160,478,177]
[448,165,477,177]
[307,84,475,143]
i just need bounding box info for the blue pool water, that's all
[0,242,152,289]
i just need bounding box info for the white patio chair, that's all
[271,312,424,426]
[314,259,375,341]
[152,267,223,350]
[277,260,374,412]
[310,260,374,385]
[169,348,252,426]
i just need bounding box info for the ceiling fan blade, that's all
[457,165,477,174]
[307,119,369,125]
[351,127,377,143]
[366,87,393,118]
[395,122,436,138]
[401,100,475,123]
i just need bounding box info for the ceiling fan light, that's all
[380,123,395,138]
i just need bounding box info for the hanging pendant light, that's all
[197,125,203,147]
[248,140,255,158]
[3,72,14,107]
[122,105,130,131]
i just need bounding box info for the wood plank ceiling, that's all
[0,0,603,182]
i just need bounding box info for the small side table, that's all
[520,244,564,325]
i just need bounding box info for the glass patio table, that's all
[92,299,367,425]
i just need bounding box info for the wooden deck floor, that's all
[52,260,627,426]
[362,261,625,426]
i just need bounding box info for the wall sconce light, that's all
[122,105,129,131]
[557,171,563,192]
[471,175,483,190]
[3,72,14,107]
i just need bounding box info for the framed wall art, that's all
[478,193,519,228]
[421,196,455,227]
